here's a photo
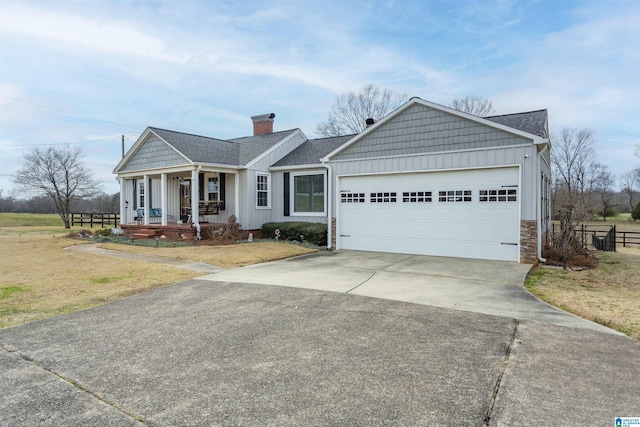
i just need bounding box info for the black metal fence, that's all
[71,212,120,228]
[592,226,616,251]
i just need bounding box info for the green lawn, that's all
[0,213,65,227]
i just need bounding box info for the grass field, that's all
[0,214,315,329]
[526,247,640,339]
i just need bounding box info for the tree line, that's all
[0,190,119,216]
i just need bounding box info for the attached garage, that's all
[337,167,520,261]
[323,97,551,264]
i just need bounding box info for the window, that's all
[256,173,270,208]
[479,189,517,202]
[438,190,471,202]
[341,193,365,203]
[293,173,325,214]
[402,191,432,203]
[370,192,397,203]
[138,181,145,208]
[207,175,219,201]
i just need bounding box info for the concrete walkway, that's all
[66,243,224,273]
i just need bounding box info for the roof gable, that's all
[115,127,302,174]
[324,98,548,162]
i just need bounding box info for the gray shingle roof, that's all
[483,110,548,138]
[229,130,300,165]
[272,134,355,167]
[150,127,298,166]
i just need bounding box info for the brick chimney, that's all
[251,113,276,135]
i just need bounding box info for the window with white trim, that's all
[293,173,325,214]
[206,174,219,201]
[402,191,432,203]
[138,181,145,208]
[256,173,270,208]
[370,192,397,203]
[479,189,517,202]
[341,193,365,203]
[438,190,471,202]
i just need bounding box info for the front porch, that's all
[121,222,241,241]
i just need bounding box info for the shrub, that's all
[632,202,640,221]
[95,228,111,236]
[261,222,328,246]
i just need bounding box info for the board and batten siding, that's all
[330,144,539,220]
[120,135,188,173]
[332,103,532,162]
[119,174,236,225]
[240,131,311,230]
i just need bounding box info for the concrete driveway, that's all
[201,250,615,333]
[2,249,638,426]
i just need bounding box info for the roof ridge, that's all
[483,109,547,119]
[229,128,299,141]
[309,134,357,141]
[149,127,233,143]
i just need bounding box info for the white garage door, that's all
[337,167,520,262]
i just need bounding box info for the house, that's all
[113,97,551,263]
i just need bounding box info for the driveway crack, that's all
[483,319,519,426]
[1,344,150,426]
[345,271,377,293]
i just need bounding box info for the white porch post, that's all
[118,177,125,225]
[234,172,240,224]
[143,174,149,225]
[191,167,200,226]
[161,173,168,225]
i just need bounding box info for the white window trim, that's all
[290,171,327,216]
[256,172,271,209]
[137,181,145,208]
[205,172,220,202]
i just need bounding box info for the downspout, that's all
[537,143,549,263]
[322,160,332,250]
[193,165,202,240]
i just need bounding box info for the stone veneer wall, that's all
[520,220,538,264]
[331,218,336,250]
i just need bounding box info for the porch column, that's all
[118,177,125,226]
[191,167,200,226]
[143,174,149,225]
[161,173,168,226]
[234,172,240,224]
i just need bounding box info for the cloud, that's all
[0,4,189,64]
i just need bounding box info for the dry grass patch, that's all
[0,228,316,329]
[527,247,640,339]
[97,241,316,269]
[0,229,201,329]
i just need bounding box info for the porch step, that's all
[132,229,158,240]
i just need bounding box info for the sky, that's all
[1,0,639,196]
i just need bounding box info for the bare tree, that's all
[591,163,616,221]
[449,95,495,117]
[13,146,102,228]
[317,83,408,137]
[550,127,597,267]
[619,169,639,212]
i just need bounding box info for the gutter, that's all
[537,144,549,263]
[322,160,333,250]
